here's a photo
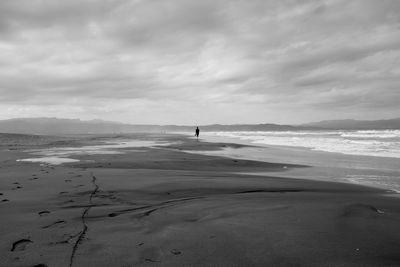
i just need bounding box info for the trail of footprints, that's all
[6,166,185,266]
[7,167,93,267]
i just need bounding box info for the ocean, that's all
[204,130,400,158]
[200,130,400,193]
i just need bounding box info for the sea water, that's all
[200,130,400,193]
[204,130,400,158]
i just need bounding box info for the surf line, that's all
[69,172,99,267]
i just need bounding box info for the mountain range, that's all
[0,117,399,135]
[302,118,400,130]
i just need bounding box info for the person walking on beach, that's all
[195,127,200,139]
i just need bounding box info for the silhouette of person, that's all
[195,127,200,139]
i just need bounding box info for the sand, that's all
[1,133,400,267]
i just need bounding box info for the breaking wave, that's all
[205,130,400,158]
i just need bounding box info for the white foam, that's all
[342,174,400,193]
[340,130,400,139]
[203,130,400,158]
[17,157,79,165]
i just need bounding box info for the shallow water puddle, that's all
[17,140,173,165]
[17,157,80,165]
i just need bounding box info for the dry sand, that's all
[1,133,400,267]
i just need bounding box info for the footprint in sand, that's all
[38,211,50,216]
[12,186,22,190]
[11,239,33,252]
[170,249,182,255]
[341,203,384,217]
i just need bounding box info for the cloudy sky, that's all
[1,0,399,125]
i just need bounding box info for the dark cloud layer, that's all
[0,0,399,124]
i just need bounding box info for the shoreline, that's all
[1,133,400,266]
[187,133,400,193]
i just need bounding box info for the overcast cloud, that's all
[0,0,399,124]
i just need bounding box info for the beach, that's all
[1,133,400,267]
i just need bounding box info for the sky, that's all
[0,0,399,125]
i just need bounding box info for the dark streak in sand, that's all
[143,208,158,217]
[235,189,304,194]
[68,173,99,267]
[106,196,203,218]
[42,220,66,229]
[145,258,160,263]
[62,204,109,209]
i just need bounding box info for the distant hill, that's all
[301,118,400,130]
[0,117,315,135]
[172,123,315,132]
[0,118,141,135]
[0,117,398,135]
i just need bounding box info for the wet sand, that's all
[1,133,400,267]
